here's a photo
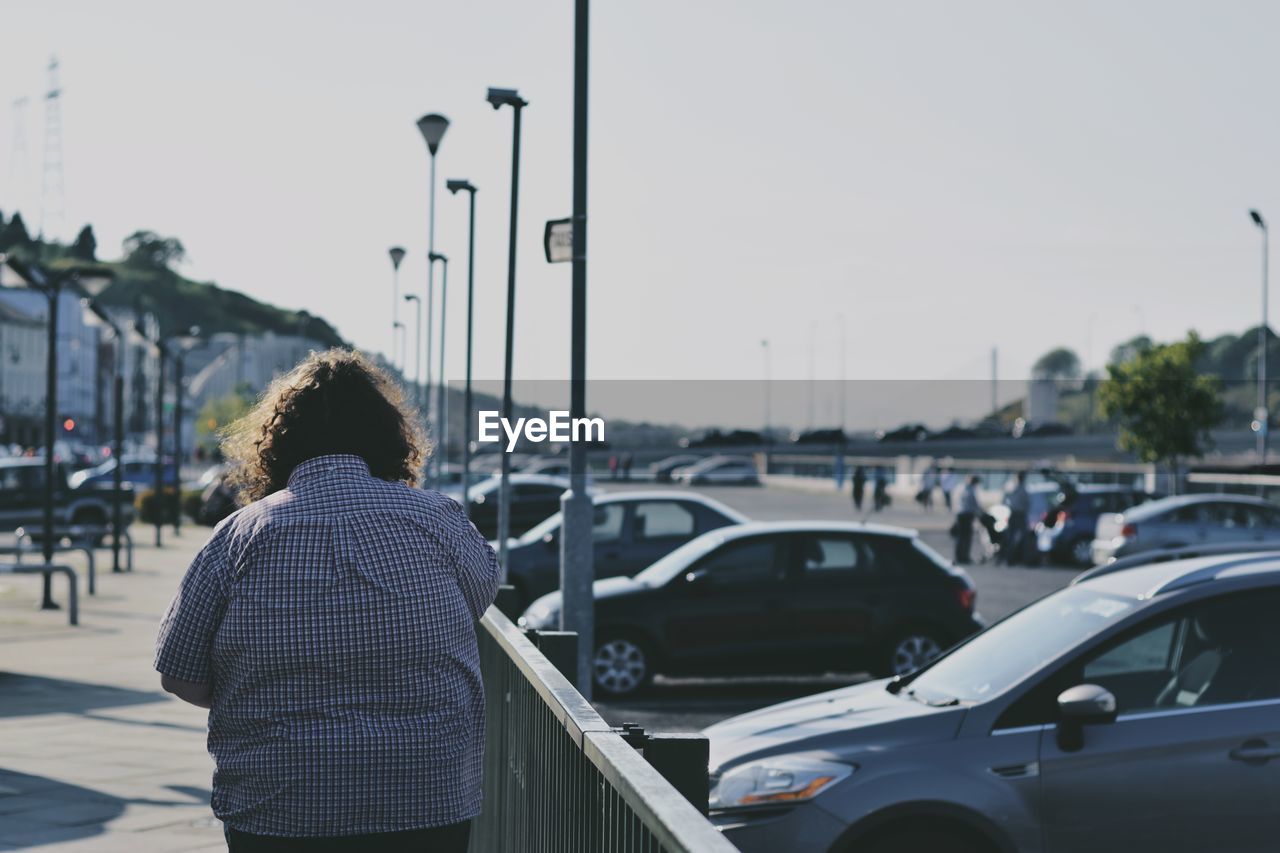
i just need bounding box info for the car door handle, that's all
[1229,741,1280,764]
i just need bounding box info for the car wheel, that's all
[1070,537,1094,567]
[71,509,108,546]
[881,628,944,678]
[592,634,652,697]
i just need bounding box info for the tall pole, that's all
[111,369,123,572]
[1252,210,1270,464]
[492,91,527,577]
[389,249,404,372]
[991,346,998,416]
[405,294,422,418]
[455,184,478,517]
[561,0,594,696]
[172,351,184,535]
[761,339,771,438]
[838,315,847,435]
[417,113,449,485]
[425,256,435,478]
[435,256,449,480]
[40,283,59,607]
[153,342,165,548]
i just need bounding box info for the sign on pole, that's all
[543,218,573,264]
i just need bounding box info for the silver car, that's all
[706,547,1280,853]
[1092,493,1280,565]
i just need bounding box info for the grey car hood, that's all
[705,678,964,773]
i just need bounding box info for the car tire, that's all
[877,626,945,678]
[592,632,654,698]
[1069,536,1094,567]
[71,509,108,547]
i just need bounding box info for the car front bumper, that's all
[711,802,848,853]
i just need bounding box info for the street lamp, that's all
[389,246,406,372]
[403,294,422,414]
[78,283,131,574]
[761,339,771,439]
[168,328,202,535]
[446,178,477,516]
[1251,209,1270,465]
[1,255,112,608]
[488,86,527,576]
[132,322,169,548]
[416,113,449,452]
[429,251,449,489]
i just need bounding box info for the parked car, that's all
[1035,484,1158,566]
[69,454,177,490]
[502,492,748,610]
[875,423,929,443]
[650,454,703,483]
[1013,418,1074,438]
[672,455,759,486]
[682,429,769,448]
[0,457,136,535]
[705,546,1280,853]
[1092,493,1280,565]
[519,456,581,479]
[521,521,981,697]
[448,473,580,539]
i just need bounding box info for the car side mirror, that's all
[1056,683,1117,752]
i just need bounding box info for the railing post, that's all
[528,629,579,690]
[641,733,711,816]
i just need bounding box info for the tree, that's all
[1109,335,1153,367]
[0,212,33,252]
[123,230,186,270]
[1098,332,1223,489]
[1032,347,1082,381]
[70,224,98,261]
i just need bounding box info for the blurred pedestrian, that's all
[953,474,983,564]
[155,350,499,853]
[609,454,619,480]
[1001,470,1031,565]
[852,465,867,512]
[620,452,633,481]
[940,468,958,511]
[873,468,889,511]
[919,464,938,511]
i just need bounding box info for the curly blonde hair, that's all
[222,349,429,503]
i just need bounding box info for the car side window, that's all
[592,505,625,543]
[796,535,873,575]
[995,588,1280,729]
[633,501,696,540]
[692,538,780,585]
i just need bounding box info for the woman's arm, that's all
[161,674,213,709]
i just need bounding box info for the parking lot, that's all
[592,479,1078,731]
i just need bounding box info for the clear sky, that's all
[3,0,1278,391]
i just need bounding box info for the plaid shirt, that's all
[155,454,501,836]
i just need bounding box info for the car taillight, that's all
[1121,522,1138,540]
[955,586,976,612]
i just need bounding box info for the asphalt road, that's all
[592,480,1079,732]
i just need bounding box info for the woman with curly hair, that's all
[154,349,499,852]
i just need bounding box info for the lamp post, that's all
[80,288,130,573]
[403,294,422,415]
[487,86,527,577]
[561,0,596,697]
[150,333,167,548]
[447,179,478,516]
[1,256,112,607]
[761,339,771,439]
[429,252,449,487]
[416,114,449,461]
[1251,209,1270,465]
[168,328,201,535]
[389,246,406,373]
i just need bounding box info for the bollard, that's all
[644,733,711,815]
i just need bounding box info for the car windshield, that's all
[903,586,1137,705]
[633,530,731,586]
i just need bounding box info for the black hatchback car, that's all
[503,491,747,610]
[521,521,983,697]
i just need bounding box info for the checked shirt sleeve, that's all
[155,533,231,685]
[442,498,501,621]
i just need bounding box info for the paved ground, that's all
[0,481,1080,848]
[0,527,223,851]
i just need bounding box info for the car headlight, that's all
[709,756,855,810]
[519,599,560,630]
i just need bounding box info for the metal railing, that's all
[472,609,738,853]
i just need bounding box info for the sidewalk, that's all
[0,526,223,852]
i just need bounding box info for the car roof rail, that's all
[1148,553,1280,597]
[1073,540,1280,585]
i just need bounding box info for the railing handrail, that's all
[480,608,738,852]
